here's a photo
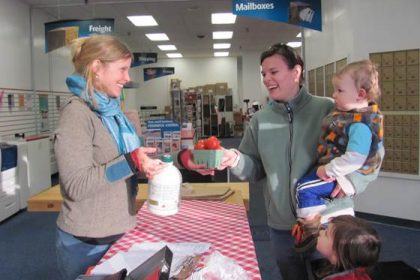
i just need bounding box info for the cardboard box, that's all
[47,26,79,52]
[204,84,216,95]
[215,82,228,95]
[233,112,243,124]
[196,86,205,93]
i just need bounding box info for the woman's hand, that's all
[131,147,165,179]
[217,148,240,170]
[178,149,215,176]
[330,183,345,198]
[316,165,335,182]
[316,165,346,198]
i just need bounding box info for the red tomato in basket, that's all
[204,136,221,150]
[194,140,206,150]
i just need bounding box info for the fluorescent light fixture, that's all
[158,45,177,51]
[214,52,229,57]
[145,33,169,41]
[212,31,233,40]
[212,13,237,24]
[287,41,302,48]
[127,15,158,26]
[213,43,231,49]
[167,53,183,58]
[296,32,302,38]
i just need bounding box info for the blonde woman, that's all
[54,35,164,279]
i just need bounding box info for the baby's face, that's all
[332,73,361,111]
[317,224,337,264]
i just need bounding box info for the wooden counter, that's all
[27,182,249,212]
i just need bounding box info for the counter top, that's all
[27,182,249,212]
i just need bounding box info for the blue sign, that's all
[146,119,180,132]
[232,0,321,31]
[44,18,114,53]
[132,53,158,67]
[144,67,175,81]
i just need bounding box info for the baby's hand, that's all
[316,165,335,182]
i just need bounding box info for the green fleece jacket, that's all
[230,87,338,230]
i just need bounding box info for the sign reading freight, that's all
[232,0,321,31]
[132,53,158,67]
[143,67,175,81]
[44,18,114,53]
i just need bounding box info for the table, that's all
[100,199,262,279]
[26,182,250,212]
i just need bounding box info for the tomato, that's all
[194,140,206,150]
[204,136,221,150]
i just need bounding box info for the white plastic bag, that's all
[191,250,250,280]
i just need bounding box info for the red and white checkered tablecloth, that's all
[100,200,261,280]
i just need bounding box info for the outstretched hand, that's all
[179,149,215,176]
[217,148,239,170]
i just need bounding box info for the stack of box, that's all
[233,110,244,136]
[215,83,228,95]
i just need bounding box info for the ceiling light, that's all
[287,41,302,48]
[167,53,183,58]
[212,13,237,24]
[146,33,169,41]
[127,15,158,26]
[213,43,231,49]
[214,52,229,57]
[158,45,177,51]
[296,32,302,38]
[212,31,233,40]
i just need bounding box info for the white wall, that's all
[0,0,31,89]
[304,0,420,221]
[305,0,420,68]
[131,57,239,112]
[241,51,267,112]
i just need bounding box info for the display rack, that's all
[169,81,232,138]
[214,94,234,138]
[202,93,216,137]
[170,89,183,125]
[201,93,233,138]
[183,89,202,139]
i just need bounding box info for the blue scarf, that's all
[66,74,140,154]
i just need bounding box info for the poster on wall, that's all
[232,0,321,31]
[26,94,33,111]
[0,90,4,110]
[44,18,114,53]
[7,94,14,111]
[132,53,158,67]
[39,94,49,132]
[143,67,175,81]
[18,94,25,111]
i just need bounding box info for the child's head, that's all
[317,215,381,271]
[332,60,380,111]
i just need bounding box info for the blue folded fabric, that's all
[0,143,17,171]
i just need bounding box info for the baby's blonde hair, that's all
[333,59,381,101]
[70,35,132,102]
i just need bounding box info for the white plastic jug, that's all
[147,154,182,216]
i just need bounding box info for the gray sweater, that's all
[54,97,138,238]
